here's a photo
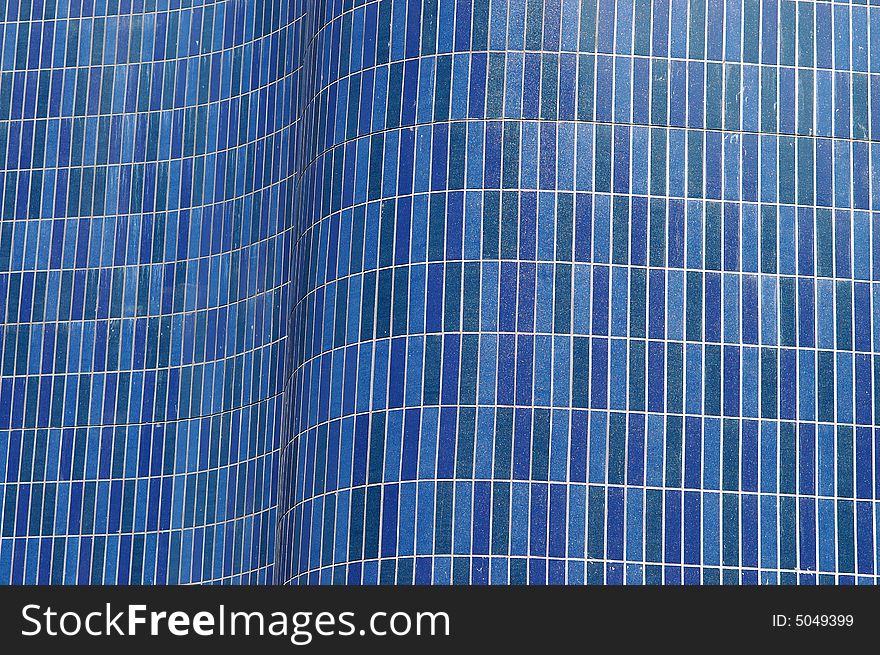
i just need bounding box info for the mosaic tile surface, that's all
[0,0,300,583]
[3,0,880,585]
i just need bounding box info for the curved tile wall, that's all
[0,0,299,583]
[3,0,880,587]
[278,0,880,585]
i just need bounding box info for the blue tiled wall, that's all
[278,0,880,586]
[0,0,299,583]
[4,0,880,586]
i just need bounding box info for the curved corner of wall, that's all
[0,0,298,584]
[275,0,880,587]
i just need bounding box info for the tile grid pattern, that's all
[3,0,880,586]
[0,0,300,584]
[279,0,880,585]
